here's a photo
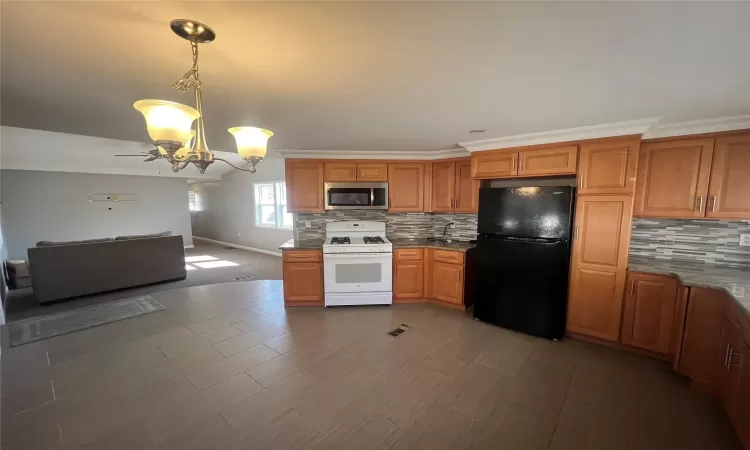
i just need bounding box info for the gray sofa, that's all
[28,235,187,304]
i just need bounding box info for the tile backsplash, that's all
[293,211,478,244]
[630,218,750,268]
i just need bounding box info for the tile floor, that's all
[0,280,740,449]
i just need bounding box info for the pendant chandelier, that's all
[130,19,273,174]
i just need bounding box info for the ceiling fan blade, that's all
[147,148,161,157]
[143,156,159,162]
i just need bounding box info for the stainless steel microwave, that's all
[324,182,388,210]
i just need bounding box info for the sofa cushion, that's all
[36,237,114,247]
[114,231,173,241]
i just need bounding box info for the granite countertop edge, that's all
[279,238,475,252]
[628,257,750,314]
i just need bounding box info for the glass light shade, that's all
[134,100,200,145]
[228,127,274,159]
[159,131,195,160]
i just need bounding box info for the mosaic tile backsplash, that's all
[293,211,478,244]
[630,218,750,268]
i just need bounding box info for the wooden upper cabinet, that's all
[678,287,726,387]
[324,163,357,182]
[634,138,715,218]
[471,151,516,179]
[388,163,425,212]
[706,134,750,219]
[578,138,639,194]
[455,158,479,213]
[567,195,634,342]
[431,161,456,212]
[286,161,324,213]
[518,145,578,176]
[432,261,464,305]
[621,272,678,354]
[356,163,388,182]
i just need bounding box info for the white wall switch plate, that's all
[739,234,750,247]
[305,221,312,229]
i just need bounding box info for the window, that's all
[253,182,292,229]
[188,191,201,212]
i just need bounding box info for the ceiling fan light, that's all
[134,100,200,146]
[228,127,273,159]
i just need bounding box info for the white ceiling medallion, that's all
[643,115,750,139]
[460,117,663,152]
[275,148,470,160]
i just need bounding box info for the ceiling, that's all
[2,2,749,155]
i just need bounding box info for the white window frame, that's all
[253,181,292,230]
[188,191,200,212]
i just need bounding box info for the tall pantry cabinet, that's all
[566,137,640,341]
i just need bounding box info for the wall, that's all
[293,210,478,244]
[1,170,193,259]
[189,156,293,254]
[630,218,750,268]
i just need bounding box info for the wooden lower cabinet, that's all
[394,259,424,300]
[431,261,464,305]
[282,250,323,306]
[734,339,750,449]
[621,272,679,355]
[678,287,727,388]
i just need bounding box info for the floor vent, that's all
[234,275,254,280]
[387,324,411,337]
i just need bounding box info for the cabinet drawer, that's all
[282,249,322,263]
[432,249,464,265]
[395,248,424,261]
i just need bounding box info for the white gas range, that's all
[323,221,393,306]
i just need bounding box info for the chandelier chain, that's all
[173,41,201,92]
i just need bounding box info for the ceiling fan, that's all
[114,148,163,162]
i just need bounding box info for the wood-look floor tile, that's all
[157,325,242,359]
[437,363,516,427]
[211,325,288,357]
[187,309,259,334]
[185,344,278,390]
[391,404,475,450]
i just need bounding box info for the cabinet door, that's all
[471,151,517,179]
[734,340,750,449]
[678,287,726,387]
[394,260,424,299]
[432,262,464,305]
[634,138,714,218]
[567,195,634,341]
[454,159,479,213]
[387,164,425,212]
[518,145,578,176]
[431,161,456,212]
[324,163,357,182]
[356,163,388,182]
[282,262,323,304]
[286,161,324,213]
[706,134,750,219]
[621,272,678,354]
[578,138,639,194]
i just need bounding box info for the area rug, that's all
[7,296,165,347]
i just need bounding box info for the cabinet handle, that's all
[512,158,517,173]
[630,281,635,297]
[579,174,584,190]
[711,195,718,212]
[574,225,580,240]
[519,158,523,171]
[729,350,742,369]
[695,196,704,212]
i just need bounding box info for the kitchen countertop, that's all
[279,239,325,250]
[279,238,475,252]
[628,257,750,314]
[389,239,476,252]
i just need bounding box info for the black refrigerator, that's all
[473,186,574,340]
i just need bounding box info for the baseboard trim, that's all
[193,236,282,257]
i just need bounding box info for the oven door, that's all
[325,182,388,210]
[324,253,393,293]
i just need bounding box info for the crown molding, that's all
[459,117,663,152]
[642,115,750,139]
[274,148,469,160]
